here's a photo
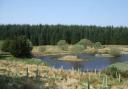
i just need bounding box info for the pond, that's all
[36,53,128,71]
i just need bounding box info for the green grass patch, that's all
[0,54,44,65]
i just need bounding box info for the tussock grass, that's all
[109,47,121,57]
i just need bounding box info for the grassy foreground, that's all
[0,55,128,89]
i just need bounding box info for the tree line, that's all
[0,24,128,45]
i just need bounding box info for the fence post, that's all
[88,73,91,81]
[98,71,101,78]
[105,75,108,88]
[87,79,90,89]
[95,69,97,74]
[26,66,29,80]
[102,77,105,89]
[35,64,40,80]
[15,65,19,78]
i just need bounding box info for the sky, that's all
[0,0,128,26]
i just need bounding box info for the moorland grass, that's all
[0,57,128,89]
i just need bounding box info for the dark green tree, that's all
[9,36,33,58]
[0,24,128,45]
[1,39,11,52]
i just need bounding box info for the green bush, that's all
[1,39,11,52]
[93,42,102,49]
[109,47,121,57]
[104,63,128,78]
[70,44,85,53]
[9,36,33,58]
[104,66,119,78]
[57,40,68,50]
[77,39,92,48]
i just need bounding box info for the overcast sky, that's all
[0,0,128,26]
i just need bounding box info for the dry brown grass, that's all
[59,55,83,61]
[32,45,128,57]
[0,59,128,89]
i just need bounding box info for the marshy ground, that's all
[0,55,128,89]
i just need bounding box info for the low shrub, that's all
[109,47,121,57]
[57,40,68,51]
[70,44,85,53]
[104,62,128,78]
[93,42,102,49]
[104,66,120,78]
[76,39,92,49]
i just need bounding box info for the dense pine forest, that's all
[0,24,128,45]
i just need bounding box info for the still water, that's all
[37,53,128,71]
